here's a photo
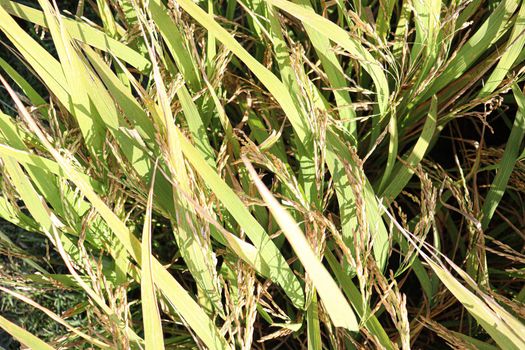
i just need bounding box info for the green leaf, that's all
[0,315,55,350]
[481,83,525,229]
[428,259,525,349]
[381,95,438,200]
[417,0,519,103]
[148,0,201,90]
[0,56,47,111]
[243,157,358,331]
[141,165,166,350]
[478,2,525,97]
[306,293,322,350]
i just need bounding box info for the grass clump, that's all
[0,0,524,349]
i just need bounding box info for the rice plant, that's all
[0,0,524,349]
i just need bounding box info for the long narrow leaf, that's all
[243,156,358,331]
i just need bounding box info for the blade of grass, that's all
[377,113,399,193]
[243,156,358,331]
[176,85,216,166]
[428,259,525,349]
[481,83,525,229]
[175,0,307,143]
[0,8,105,157]
[306,293,322,350]
[0,142,103,192]
[0,155,132,334]
[478,2,525,97]
[247,0,318,203]
[415,0,519,105]
[37,0,106,158]
[381,95,437,200]
[0,56,47,112]
[0,315,55,350]
[97,0,118,37]
[82,46,156,140]
[376,0,396,41]
[392,0,411,62]
[453,331,500,350]
[410,0,441,73]
[141,163,166,350]
[147,0,201,91]
[295,0,357,138]
[326,130,390,269]
[325,248,395,349]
